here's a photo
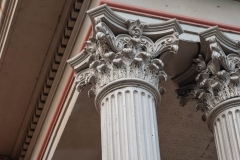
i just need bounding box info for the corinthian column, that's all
[98,82,161,160]
[68,4,181,160]
[191,34,240,160]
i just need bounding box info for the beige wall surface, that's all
[109,0,240,26]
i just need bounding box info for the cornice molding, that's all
[17,1,84,159]
[67,48,90,73]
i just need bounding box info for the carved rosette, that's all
[192,37,240,121]
[75,18,179,104]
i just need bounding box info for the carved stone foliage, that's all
[175,84,198,107]
[192,37,240,121]
[75,18,179,97]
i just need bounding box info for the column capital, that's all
[193,37,240,124]
[175,26,240,128]
[68,4,182,110]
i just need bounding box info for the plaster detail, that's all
[18,1,84,159]
[74,18,179,98]
[193,37,240,121]
[175,27,240,124]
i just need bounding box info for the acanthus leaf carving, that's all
[175,84,200,107]
[74,18,180,99]
[192,38,240,120]
[174,27,240,125]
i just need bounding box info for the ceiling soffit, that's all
[0,0,77,158]
[174,26,240,127]
[10,0,85,159]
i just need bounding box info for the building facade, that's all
[1,0,240,160]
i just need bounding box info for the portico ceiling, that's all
[0,0,78,158]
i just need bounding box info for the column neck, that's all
[95,78,161,112]
[207,97,240,131]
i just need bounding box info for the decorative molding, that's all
[77,18,178,94]
[17,1,84,159]
[68,5,183,110]
[199,26,240,62]
[100,0,240,34]
[176,27,240,124]
[193,40,240,121]
[68,4,183,71]
[171,27,240,90]
[86,4,183,40]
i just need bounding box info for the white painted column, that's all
[213,108,240,160]
[100,86,160,160]
[68,9,180,159]
[208,98,240,160]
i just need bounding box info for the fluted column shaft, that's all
[67,6,180,160]
[211,100,240,160]
[100,86,160,160]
